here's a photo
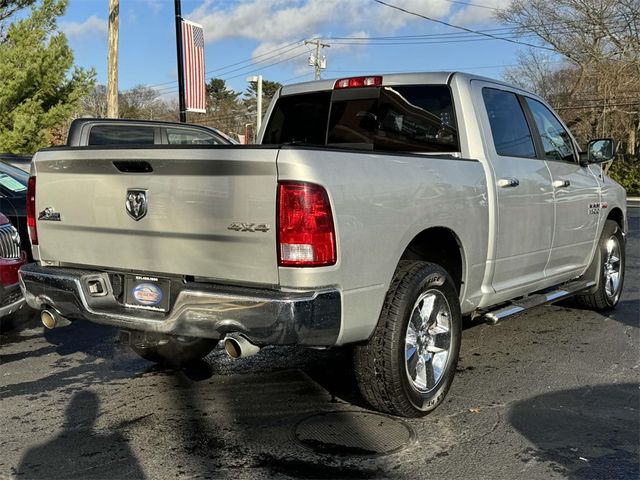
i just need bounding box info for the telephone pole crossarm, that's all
[305,39,330,80]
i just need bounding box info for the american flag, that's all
[181,20,206,113]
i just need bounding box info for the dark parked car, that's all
[0,161,30,260]
[0,153,31,172]
[0,212,25,319]
[67,118,236,146]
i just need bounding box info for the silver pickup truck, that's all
[19,72,626,417]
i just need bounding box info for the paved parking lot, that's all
[1,208,638,480]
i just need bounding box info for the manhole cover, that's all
[294,411,414,456]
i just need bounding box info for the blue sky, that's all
[57,0,551,99]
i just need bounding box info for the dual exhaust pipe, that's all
[223,334,260,359]
[41,309,259,360]
[40,309,72,329]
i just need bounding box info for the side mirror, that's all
[580,138,615,166]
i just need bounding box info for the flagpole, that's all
[174,0,186,123]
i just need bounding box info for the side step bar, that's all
[484,280,596,325]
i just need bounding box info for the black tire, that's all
[354,261,462,418]
[576,219,625,311]
[130,333,217,367]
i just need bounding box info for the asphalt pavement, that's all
[1,209,638,480]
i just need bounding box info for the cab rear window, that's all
[263,85,459,153]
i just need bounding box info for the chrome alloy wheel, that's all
[604,235,622,301]
[404,289,452,393]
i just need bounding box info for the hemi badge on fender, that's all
[38,207,61,221]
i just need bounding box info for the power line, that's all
[323,28,524,40]
[283,72,315,83]
[555,102,640,110]
[223,49,311,81]
[373,0,556,51]
[207,39,303,75]
[322,61,562,74]
[151,44,306,94]
[147,40,304,89]
[327,36,541,46]
[440,0,501,11]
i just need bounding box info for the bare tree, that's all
[80,84,108,118]
[119,84,169,120]
[499,0,640,155]
[79,84,173,120]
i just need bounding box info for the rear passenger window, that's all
[482,88,536,158]
[166,128,224,145]
[88,125,155,145]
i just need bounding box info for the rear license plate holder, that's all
[124,275,171,312]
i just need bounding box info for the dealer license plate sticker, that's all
[124,275,171,312]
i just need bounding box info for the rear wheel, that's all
[576,219,625,310]
[354,261,462,418]
[130,332,217,367]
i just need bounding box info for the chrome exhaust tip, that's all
[41,309,71,329]
[223,334,260,359]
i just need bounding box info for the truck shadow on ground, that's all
[607,299,640,328]
[159,357,397,479]
[554,295,639,328]
[509,383,639,480]
[6,324,400,478]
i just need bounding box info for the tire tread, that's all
[575,220,624,311]
[354,261,458,417]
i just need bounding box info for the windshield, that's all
[0,161,28,193]
[263,85,459,153]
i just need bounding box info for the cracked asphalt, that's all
[1,207,638,480]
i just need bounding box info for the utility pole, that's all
[305,39,329,80]
[107,0,119,118]
[246,75,262,141]
[174,0,186,123]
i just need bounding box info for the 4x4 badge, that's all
[126,189,147,221]
[227,222,270,233]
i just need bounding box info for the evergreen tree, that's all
[206,78,240,107]
[0,0,95,153]
[244,79,282,118]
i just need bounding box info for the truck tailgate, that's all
[32,147,280,285]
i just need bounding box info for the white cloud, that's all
[187,0,454,45]
[186,0,515,81]
[370,0,451,32]
[186,0,459,77]
[449,0,512,26]
[60,15,108,39]
[145,0,164,15]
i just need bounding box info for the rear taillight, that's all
[26,176,38,245]
[277,182,336,267]
[334,76,382,89]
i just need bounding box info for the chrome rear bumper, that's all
[19,263,341,346]
[0,283,25,319]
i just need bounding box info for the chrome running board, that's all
[484,280,596,325]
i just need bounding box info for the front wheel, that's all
[576,219,625,311]
[354,261,462,418]
[130,332,217,367]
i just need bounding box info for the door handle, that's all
[553,179,571,188]
[497,177,520,188]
